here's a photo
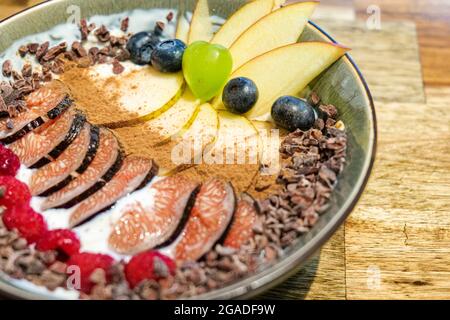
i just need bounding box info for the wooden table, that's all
[1,0,449,300]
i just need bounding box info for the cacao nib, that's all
[120,17,129,32]
[18,45,29,57]
[2,60,12,77]
[36,41,50,61]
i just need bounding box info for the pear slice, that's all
[179,103,219,150]
[210,0,274,48]
[203,111,260,166]
[102,68,185,128]
[188,0,214,44]
[177,103,219,163]
[164,103,219,175]
[229,1,318,72]
[252,120,289,174]
[215,42,349,119]
[145,89,201,141]
[176,14,190,43]
[272,0,287,10]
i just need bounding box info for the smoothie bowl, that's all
[0,0,376,300]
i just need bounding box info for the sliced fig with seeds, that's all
[32,112,86,168]
[109,175,199,255]
[74,125,100,175]
[9,108,82,168]
[69,157,158,227]
[0,84,71,144]
[223,195,257,249]
[42,128,120,210]
[174,179,236,263]
[29,123,91,196]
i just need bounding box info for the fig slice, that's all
[69,157,158,227]
[222,194,258,249]
[30,123,91,196]
[0,83,71,144]
[42,128,121,210]
[174,179,236,262]
[9,109,83,168]
[31,111,86,169]
[109,175,199,255]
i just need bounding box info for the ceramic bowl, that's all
[0,0,376,300]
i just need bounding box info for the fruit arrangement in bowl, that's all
[0,0,375,300]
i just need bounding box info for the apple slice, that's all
[176,14,190,43]
[188,0,214,44]
[215,42,349,119]
[102,68,185,128]
[210,0,274,48]
[145,89,200,141]
[229,1,318,71]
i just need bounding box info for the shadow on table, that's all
[257,254,320,300]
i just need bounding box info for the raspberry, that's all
[0,176,31,209]
[2,205,48,243]
[66,253,115,293]
[36,229,81,260]
[125,251,176,288]
[0,145,20,176]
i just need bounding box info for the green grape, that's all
[182,41,233,102]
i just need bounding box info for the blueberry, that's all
[271,96,316,132]
[222,77,259,114]
[126,32,161,65]
[151,39,187,73]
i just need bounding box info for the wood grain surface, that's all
[1,0,449,300]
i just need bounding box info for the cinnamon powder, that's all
[59,63,137,125]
